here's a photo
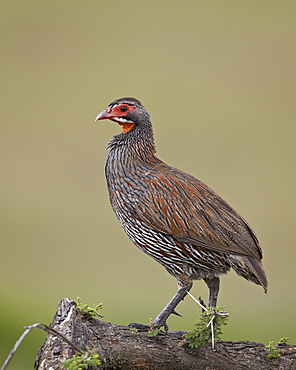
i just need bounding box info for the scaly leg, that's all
[203,277,220,307]
[152,283,193,331]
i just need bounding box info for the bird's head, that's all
[95,97,150,134]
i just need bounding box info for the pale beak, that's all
[94,108,112,122]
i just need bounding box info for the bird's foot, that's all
[152,284,192,332]
[129,284,192,333]
[152,318,169,332]
[152,309,182,332]
[128,322,150,331]
[128,309,182,333]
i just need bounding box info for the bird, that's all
[95,97,268,331]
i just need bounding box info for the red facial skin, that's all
[95,104,136,133]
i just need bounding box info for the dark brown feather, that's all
[137,164,263,260]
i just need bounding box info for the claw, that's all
[152,320,169,332]
[128,323,149,331]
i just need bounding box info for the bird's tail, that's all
[245,256,268,293]
[229,255,268,293]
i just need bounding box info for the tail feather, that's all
[245,257,268,293]
[229,255,268,293]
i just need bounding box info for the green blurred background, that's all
[1,1,296,368]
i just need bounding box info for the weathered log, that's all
[35,298,296,370]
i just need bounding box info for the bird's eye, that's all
[120,106,128,113]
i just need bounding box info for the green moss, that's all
[147,325,162,338]
[62,350,101,369]
[76,297,103,320]
[265,337,290,358]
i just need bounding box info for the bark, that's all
[35,298,296,370]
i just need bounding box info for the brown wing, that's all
[136,165,263,261]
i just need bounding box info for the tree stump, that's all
[35,298,296,369]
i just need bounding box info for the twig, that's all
[33,323,84,353]
[1,323,84,370]
[187,291,207,311]
[206,314,215,348]
[1,323,40,370]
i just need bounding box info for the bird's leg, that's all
[152,283,193,331]
[203,277,220,307]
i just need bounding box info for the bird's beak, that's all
[94,108,112,122]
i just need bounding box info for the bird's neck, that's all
[107,128,159,165]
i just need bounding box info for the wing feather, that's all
[136,165,263,261]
